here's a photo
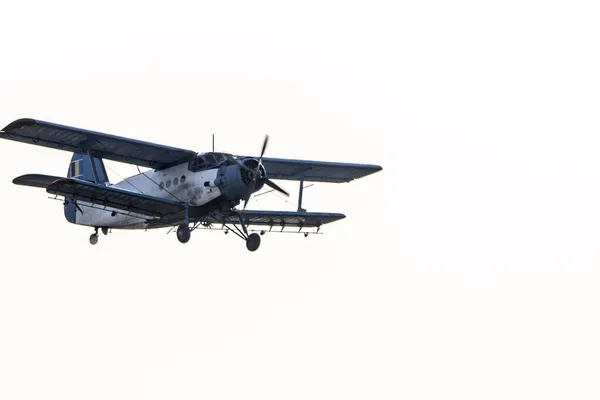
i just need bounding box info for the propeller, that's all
[242,135,289,209]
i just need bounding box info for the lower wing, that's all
[46,178,185,218]
[201,209,345,228]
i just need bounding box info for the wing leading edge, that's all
[1,119,197,170]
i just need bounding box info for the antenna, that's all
[212,133,215,152]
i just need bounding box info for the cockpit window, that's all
[188,155,205,172]
[203,154,216,164]
[188,153,234,172]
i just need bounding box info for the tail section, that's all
[64,153,110,223]
[67,153,109,184]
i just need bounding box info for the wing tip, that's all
[12,176,29,185]
[3,118,36,132]
[373,164,383,173]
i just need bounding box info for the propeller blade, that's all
[258,135,269,168]
[244,178,258,210]
[264,179,289,197]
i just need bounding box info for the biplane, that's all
[0,118,382,251]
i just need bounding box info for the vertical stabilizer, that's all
[64,153,109,223]
[67,153,109,184]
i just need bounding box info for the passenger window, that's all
[159,182,164,190]
[166,180,171,188]
[173,177,179,186]
[181,175,186,183]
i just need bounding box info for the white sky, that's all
[1,1,599,399]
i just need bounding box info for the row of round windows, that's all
[159,175,186,190]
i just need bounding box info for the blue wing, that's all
[200,209,345,228]
[239,156,382,183]
[46,178,185,218]
[2,119,382,180]
[1,118,197,170]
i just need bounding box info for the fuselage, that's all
[68,152,259,230]
[73,166,220,229]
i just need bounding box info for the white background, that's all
[1,1,599,399]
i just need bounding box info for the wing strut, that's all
[297,175,306,212]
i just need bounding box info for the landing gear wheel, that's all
[89,233,99,245]
[177,224,191,244]
[246,233,261,252]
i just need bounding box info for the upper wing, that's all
[239,156,382,183]
[1,118,197,170]
[46,178,185,218]
[200,209,346,228]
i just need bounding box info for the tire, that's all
[246,233,261,252]
[89,234,99,245]
[177,224,191,244]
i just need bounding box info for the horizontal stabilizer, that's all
[13,174,65,189]
[46,178,185,218]
[201,209,346,228]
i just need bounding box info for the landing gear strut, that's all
[237,212,261,252]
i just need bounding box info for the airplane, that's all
[0,118,382,251]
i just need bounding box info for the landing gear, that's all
[177,224,191,244]
[176,205,192,244]
[88,227,109,245]
[179,211,264,251]
[221,212,263,252]
[246,233,261,252]
[89,227,99,245]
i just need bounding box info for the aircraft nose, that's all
[215,159,266,203]
[240,158,267,187]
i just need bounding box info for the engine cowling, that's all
[214,158,265,201]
